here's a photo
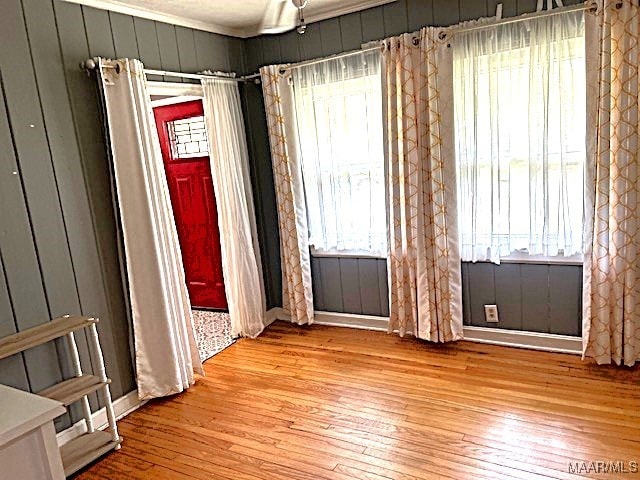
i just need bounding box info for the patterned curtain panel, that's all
[259,65,314,325]
[383,30,463,342]
[583,0,640,366]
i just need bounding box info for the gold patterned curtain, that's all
[383,30,463,342]
[259,65,314,325]
[583,0,640,366]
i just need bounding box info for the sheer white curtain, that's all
[292,51,386,256]
[453,10,586,263]
[98,59,202,401]
[201,78,266,338]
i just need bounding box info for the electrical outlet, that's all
[484,305,499,323]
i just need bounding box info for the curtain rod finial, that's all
[82,58,96,70]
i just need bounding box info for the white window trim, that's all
[310,248,387,260]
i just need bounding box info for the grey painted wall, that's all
[0,0,244,432]
[241,0,584,335]
[311,257,582,336]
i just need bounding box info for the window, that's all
[167,115,209,159]
[453,10,586,263]
[292,52,386,256]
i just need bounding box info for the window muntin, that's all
[167,115,209,159]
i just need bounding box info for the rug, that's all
[191,310,235,362]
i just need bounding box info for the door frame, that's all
[148,81,203,99]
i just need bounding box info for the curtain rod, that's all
[278,44,382,74]
[144,69,248,82]
[81,58,258,83]
[447,3,594,36]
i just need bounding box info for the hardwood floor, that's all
[74,322,640,480]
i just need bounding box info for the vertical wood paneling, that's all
[262,36,283,66]
[0,253,29,391]
[376,259,389,317]
[0,0,84,396]
[320,258,343,312]
[459,0,488,21]
[432,0,461,26]
[360,8,385,43]
[83,6,116,58]
[209,33,231,71]
[194,30,216,71]
[240,83,281,309]
[244,37,264,73]
[339,13,364,51]
[406,0,434,32]
[521,265,550,333]
[2,0,237,432]
[494,264,523,330]
[279,31,302,63]
[109,12,139,59]
[358,259,382,316]
[319,18,343,56]
[549,265,582,336]
[133,17,163,81]
[339,258,361,314]
[25,0,133,404]
[298,22,324,61]
[311,256,325,311]
[517,0,539,14]
[467,263,496,327]
[175,27,198,73]
[382,0,409,37]
[156,22,181,82]
[461,263,472,325]
[228,37,245,73]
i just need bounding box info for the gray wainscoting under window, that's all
[311,257,582,337]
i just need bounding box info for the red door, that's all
[153,100,227,310]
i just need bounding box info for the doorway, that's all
[153,100,228,311]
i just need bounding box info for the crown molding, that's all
[62,0,397,38]
[61,0,250,37]
[305,0,396,26]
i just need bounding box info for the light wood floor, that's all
[75,322,640,480]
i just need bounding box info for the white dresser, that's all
[0,384,66,480]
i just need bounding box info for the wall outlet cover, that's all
[484,304,499,323]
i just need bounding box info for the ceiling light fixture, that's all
[293,0,308,34]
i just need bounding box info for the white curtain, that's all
[98,59,202,401]
[201,78,266,338]
[292,51,386,256]
[453,10,586,263]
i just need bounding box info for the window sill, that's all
[491,256,582,266]
[310,250,387,260]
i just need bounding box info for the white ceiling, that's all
[63,0,397,38]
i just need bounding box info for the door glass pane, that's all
[167,115,209,159]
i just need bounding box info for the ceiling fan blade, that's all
[259,0,298,35]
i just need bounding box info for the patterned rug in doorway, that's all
[192,310,235,362]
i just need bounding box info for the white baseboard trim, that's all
[56,389,144,447]
[463,326,582,355]
[266,308,582,355]
[313,311,389,331]
[265,307,287,327]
